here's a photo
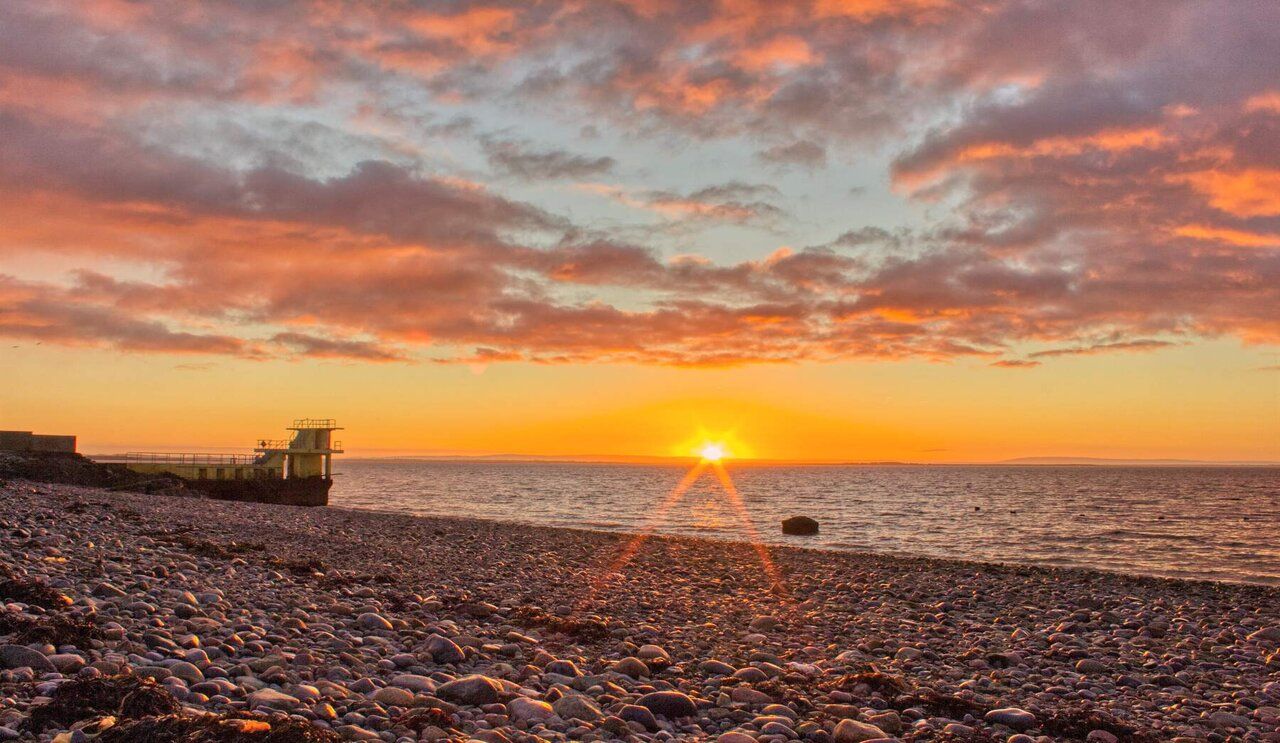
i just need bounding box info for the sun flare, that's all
[698,443,727,461]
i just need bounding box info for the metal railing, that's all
[254,439,290,450]
[254,439,343,451]
[119,452,260,465]
[291,418,338,429]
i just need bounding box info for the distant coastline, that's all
[322,454,1280,467]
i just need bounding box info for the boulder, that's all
[507,697,554,723]
[426,634,466,664]
[637,690,697,718]
[985,708,1037,730]
[833,719,886,742]
[553,694,603,721]
[781,516,819,535]
[436,674,503,706]
[372,686,416,707]
[0,645,54,672]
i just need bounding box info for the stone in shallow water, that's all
[781,516,819,535]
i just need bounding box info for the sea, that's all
[330,460,1280,585]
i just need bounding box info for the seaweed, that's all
[825,668,911,696]
[908,689,987,720]
[24,674,182,732]
[173,534,265,560]
[96,714,342,743]
[1036,704,1160,742]
[393,706,456,730]
[509,605,609,641]
[0,573,72,609]
[0,611,103,646]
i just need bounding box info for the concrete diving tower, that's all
[254,418,344,479]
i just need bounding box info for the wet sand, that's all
[2,480,1278,742]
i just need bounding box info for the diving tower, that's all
[254,418,344,479]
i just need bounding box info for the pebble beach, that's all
[2,480,1279,742]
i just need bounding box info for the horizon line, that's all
[83,450,1280,467]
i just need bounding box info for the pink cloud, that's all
[0,0,1276,368]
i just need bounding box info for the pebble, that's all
[0,644,54,672]
[637,690,698,718]
[984,708,1037,730]
[832,718,887,742]
[0,480,1276,743]
[436,674,502,705]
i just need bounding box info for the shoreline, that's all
[2,480,1279,741]
[328,501,1280,590]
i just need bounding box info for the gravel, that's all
[1,479,1279,742]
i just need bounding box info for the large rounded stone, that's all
[373,686,416,707]
[833,719,887,742]
[0,645,53,672]
[248,688,301,710]
[553,694,603,721]
[781,516,819,535]
[356,612,393,631]
[426,634,465,664]
[610,656,650,678]
[637,690,697,718]
[508,697,554,723]
[985,708,1037,730]
[436,674,502,706]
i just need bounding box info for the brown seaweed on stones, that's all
[908,689,989,720]
[509,605,610,641]
[824,668,912,696]
[172,534,266,560]
[0,611,103,646]
[0,572,72,609]
[1036,704,1161,742]
[96,714,343,743]
[24,674,182,732]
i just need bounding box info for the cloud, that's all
[0,0,1276,369]
[1028,340,1177,360]
[483,138,617,180]
[756,140,827,169]
[586,181,788,227]
[991,359,1040,368]
[271,332,407,362]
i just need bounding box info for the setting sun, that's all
[698,443,727,461]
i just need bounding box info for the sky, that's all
[1,0,1278,462]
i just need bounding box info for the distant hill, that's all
[999,456,1279,466]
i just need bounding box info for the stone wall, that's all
[0,431,77,453]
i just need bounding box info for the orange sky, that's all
[5,340,1277,462]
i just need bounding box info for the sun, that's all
[698,442,727,461]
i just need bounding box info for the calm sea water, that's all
[331,461,1280,585]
